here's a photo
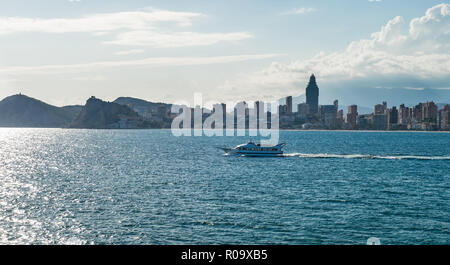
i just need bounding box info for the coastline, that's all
[0,127,448,133]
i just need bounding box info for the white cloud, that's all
[0,10,201,34]
[114,49,145,56]
[72,75,107,81]
[0,9,252,47]
[218,4,450,101]
[105,31,252,47]
[0,54,281,75]
[409,3,450,41]
[404,87,425,91]
[280,7,316,15]
[92,31,109,36]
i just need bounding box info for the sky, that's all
[0,0,449,108]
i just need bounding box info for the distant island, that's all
[0,91,448,131]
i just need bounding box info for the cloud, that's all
[105,31,252,47]
[0,10,201,34]
[218,4,450,101]
[280,7,316,15]
[0,54,281,75]
[114,49,145,56]
[0,9,252,47]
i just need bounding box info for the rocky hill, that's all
[69,96,149,129]
[113,97,172,115]
[113,96,174,128]
[0,94,80,127]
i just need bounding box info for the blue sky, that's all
[0,0,449,108]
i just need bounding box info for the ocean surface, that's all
[0,128,448,245]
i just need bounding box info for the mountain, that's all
[113,96,174,128]
[0,94,80,127]
[114,97,167,107]
[69,96,149,129]
[113,97,171,116]
[61,105,84,118]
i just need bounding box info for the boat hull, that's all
[231,152,283,157]
[224,150,283,157]
[220,142,286,157]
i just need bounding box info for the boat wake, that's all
[283,153,450,160]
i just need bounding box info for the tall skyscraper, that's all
[399,104,407,125]
[286,96,293,114]
[374,104,385,114]
[388,106,398,129]
[297,103,309,117]
[346,105,358,129]
[255,101,264,115]
[306,74,319,114]
[337,109,344,129]
[421,102,438,122]
[255,101,264,129]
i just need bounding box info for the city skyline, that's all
[1,71,448,131]
[0,1,449,107]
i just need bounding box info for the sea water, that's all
[0,129,448,244]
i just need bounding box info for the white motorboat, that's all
[220,141,286,157]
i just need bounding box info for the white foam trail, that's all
[283,153,450,160]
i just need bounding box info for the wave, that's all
[283,153,450,160]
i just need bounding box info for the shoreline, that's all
[0,127,448,133]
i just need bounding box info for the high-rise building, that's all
[374,104,386,115]
[345,105,358,129]
[255,101,264,129]
[320,104,338,129]
[255,101,264,115]
[278,104,288,115]
[318,99,339,129]
[421,102,438,123]
[211,103,226,129]
[388,106,398,129]
[306,74,319,114]
[297,103,309,117]
[413,103,423,121]
[372,102,388,130]
[440,105,449,130]
[357,114,371,130]
[348,105,357,115]
[337,109,344,129]
[398,104,407,125]
[234,101,248,129]
[373,114,387,130]
[221,103,227,129]
[286,96,293,114]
